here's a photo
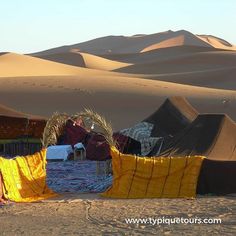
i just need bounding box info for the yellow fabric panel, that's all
[101,146,205,198]
[0,149,57,202]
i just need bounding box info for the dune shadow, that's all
[0,52,8,56]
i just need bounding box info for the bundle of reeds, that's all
[74,108,116,147]
[42,109,116,148]
[42,112,69,148]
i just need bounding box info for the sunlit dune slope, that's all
[0,52,133,77]
[34,51,131,70]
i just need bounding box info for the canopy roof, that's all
[0,104,46,139]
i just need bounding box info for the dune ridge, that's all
[33,52,131,71]
[197,35,236,50]
[0,52,134,77]
[32,30,227,56]
[30,30,235,57]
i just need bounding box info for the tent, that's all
[143,96,198,137]
[116,96,199,157]
[152,111,236,195]
[0,104,46,156]
[115,97,236,195]
[159,114,236,160]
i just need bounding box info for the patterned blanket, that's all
[120,122,161,156]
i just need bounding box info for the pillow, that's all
[101,146,204,198]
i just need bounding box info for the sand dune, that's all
[30,52,86,67]
[142,34,236,53]
[0,103,45,120]
[0,73,235,130]
[0,52,134,77]
[30,30,235,57]
[140,34,211,52]
[100,45,225,63]
[113,50,236,90]
[0,52,85,77]
[197,35,236,50]
[141,67,236,90]
[31,30,216,56]
[34,51,131,71]
[141,35,186,52]
[76,52,132,70]
[116,51,236,74]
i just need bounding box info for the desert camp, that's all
[1,97,236,204]
[1,2,236,233]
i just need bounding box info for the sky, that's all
[1,0,236,54]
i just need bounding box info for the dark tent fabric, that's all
[159,114,236,161]
[121,137,141,155]
[86,133,111,161]
[86,133,141,161]
[143,96,198,137]
[197,159,236,195]
[61,120,89,146]
[113,133,141,155]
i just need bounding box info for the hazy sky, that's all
[1,0,235,53]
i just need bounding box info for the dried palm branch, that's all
[42,112,69,147]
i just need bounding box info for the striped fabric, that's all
[0,149,57,202]
[102,146,205,199]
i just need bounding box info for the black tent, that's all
[159,114,236,161]
[143,96,198,137]
[143,98,236,195]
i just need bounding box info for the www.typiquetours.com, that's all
[125,217,222,225]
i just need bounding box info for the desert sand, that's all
[0,103,45,120]
[0,30,236,234]
[1,194,236,235]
